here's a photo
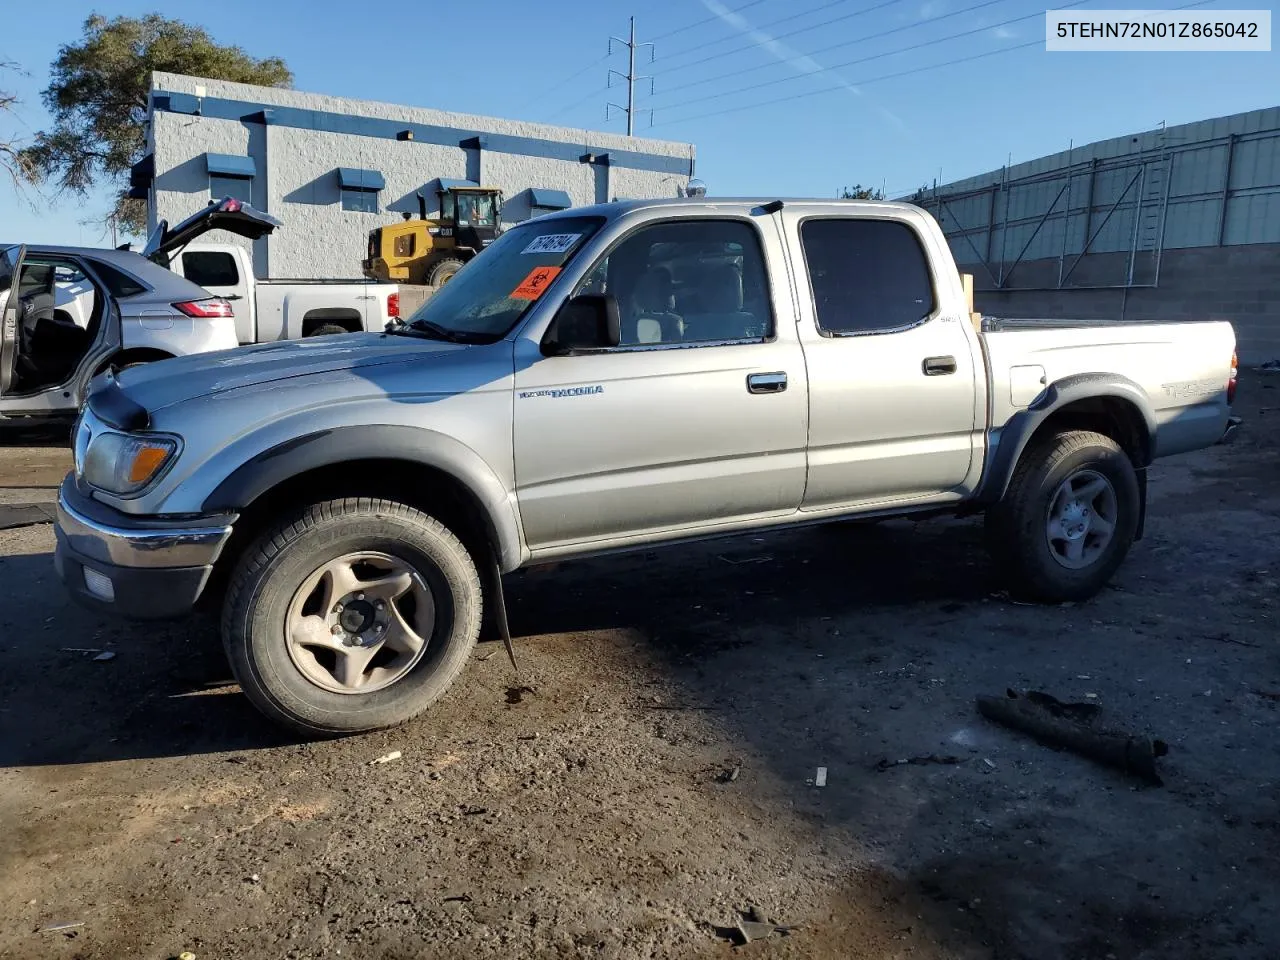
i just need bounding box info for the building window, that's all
[206,153,257,207]
[337,167,386,214]
[341,188,379,213]
[210,174,253,205]
[529,187,572,220]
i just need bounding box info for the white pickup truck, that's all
[144,200,401,345]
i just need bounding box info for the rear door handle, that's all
[747,371,787,394]
[922,356,957,376]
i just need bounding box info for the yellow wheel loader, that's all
[363,185,503,287]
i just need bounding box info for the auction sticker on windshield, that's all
[511,266,562,300]
[521,234,581,255]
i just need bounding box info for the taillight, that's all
[387,292,400,318]
[173,297,234,318]
[1227,350,1238,405]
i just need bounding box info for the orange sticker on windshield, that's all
[510,265,562,300]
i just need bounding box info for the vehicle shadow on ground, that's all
[0,518,990,770]
[0,421,73,449]
[0,553,301,768]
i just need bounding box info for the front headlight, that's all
[82,431,179,496]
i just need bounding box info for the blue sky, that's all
[1,0,1275,246]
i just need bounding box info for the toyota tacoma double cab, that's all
[53,197,1240,735]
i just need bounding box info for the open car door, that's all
[142,197,282,266]
[0,245,26,397]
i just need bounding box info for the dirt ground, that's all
[1,373,1277,960]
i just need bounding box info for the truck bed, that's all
[980,316,1224,332]
[981,318,1236,461]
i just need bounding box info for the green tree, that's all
[19,14,291,236]
[838,184,884,200]
[1,61,31,188]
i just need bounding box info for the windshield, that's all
[456,192,497,227]
[404,216,603,341]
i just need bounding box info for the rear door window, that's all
[87,260,148,299]
[799,219,936,335]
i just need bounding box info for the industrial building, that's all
[132,72,695,280]
[914,106,1280,362]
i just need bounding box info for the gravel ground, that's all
[0,373,1276,960]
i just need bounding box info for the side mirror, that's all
[544,294,620,355]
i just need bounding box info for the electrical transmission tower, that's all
[607,17,654,136]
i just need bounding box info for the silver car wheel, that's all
[284,551,435,694]
[1044,468,1118,570]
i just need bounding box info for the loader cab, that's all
[440,187,502,253]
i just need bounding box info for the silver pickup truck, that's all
[53,198,1239,735]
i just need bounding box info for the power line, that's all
[512,55,610,114]
[648,0,771,42]
[654,39,1048,128]
[648,0,1012,103]
[651,0,1218,129]
[655,0,1084,113]
[656,0,861,65]
[534,3,763,124]
[657,0,912,76]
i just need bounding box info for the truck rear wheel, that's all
[985,430,1139,603]
[427,258,466,286]
[221,498,482,736]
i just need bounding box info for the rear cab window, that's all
[182,251,240,287]
[799,218,936,335]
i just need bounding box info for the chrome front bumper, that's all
[53,476,235,618]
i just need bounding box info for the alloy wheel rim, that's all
[1044,469,1118,570]
[284,551,435,694]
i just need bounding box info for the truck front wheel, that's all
[986,430,1139,603]
[221,498,482,736]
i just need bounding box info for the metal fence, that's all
[919,124,1280,290]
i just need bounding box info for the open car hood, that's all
[142,197,282,265]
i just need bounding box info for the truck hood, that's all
[116,333,460,412]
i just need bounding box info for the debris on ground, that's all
[714,907,799,945]
[40,922,83,934]
[505,685,535,704]
[1253,689,1280,702]
[976,689,1167,785]
[876,754,964,772]
[1259,359,1280,372]
[368,750,402,765]
[814,766,827,787]
[91,651,116,662]
[717,553,773,565]
[716,764,741,783]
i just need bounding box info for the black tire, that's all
[306,323,352,337]
[985,430,1139,603]
[426,258,466,286]
[221,498,482,736]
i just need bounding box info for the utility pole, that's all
[608,17,653,136]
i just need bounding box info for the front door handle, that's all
[747,371,787,394]
[922,356,957,376]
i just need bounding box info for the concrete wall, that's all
[147,72,695,279]
[962,243,1280,364]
